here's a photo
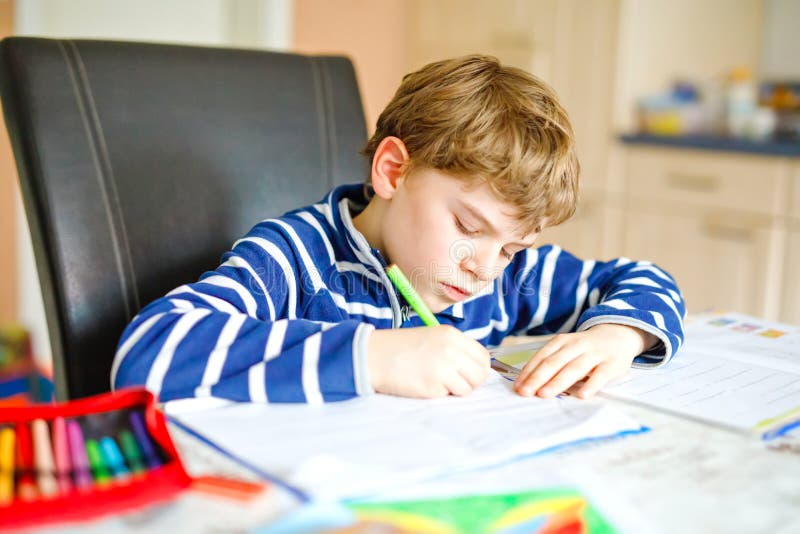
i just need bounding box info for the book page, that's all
[604,351,800,433]
[603,314,800,435]
[493,314,800,436]
[169,372,641,499]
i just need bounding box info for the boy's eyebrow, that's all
[457,200,537,248]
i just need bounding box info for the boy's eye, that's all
[455,217,479,236]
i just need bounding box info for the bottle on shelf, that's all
[725,66,757,138]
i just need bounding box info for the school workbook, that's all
[166,372,643,500]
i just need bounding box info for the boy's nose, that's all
[460,251,498,282]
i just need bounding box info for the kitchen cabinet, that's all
[782,226,800,324]
[621,147,792,319]
[781,169,800,324]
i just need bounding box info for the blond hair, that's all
[363,55,579,231]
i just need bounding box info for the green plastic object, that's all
[386,264,440,326]
[85,438,111,484]
[118,430,146,474]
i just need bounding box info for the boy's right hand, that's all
[367,325,491,398]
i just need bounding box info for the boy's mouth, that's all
[440,282,471,301]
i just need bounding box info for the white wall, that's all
[761,0,800,80]
[14,0,292,366]
[16,0,229,44]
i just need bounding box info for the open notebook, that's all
[493,314,800,440]
[166,372,643,500]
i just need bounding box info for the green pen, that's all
[118,430,146,474]
[386,264,440,326]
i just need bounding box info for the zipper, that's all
[346,231,402,327]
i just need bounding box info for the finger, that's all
[516,337,565,385]
[443,374,474,397]
[458,359,489,388]
[536,353,600,398]
[464,341,492,370]
[564,379,588,397]
[445,328,490,369]
[421,384,450,399]
[515,344,583,397]
[577,362,625,399]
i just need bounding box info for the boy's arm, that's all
[507,245,685,398]
[511,245,686,366]
[514,247,685,398]
[110,224,375,403]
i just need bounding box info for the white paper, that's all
[602,313,800,436]
[170,372,642,500]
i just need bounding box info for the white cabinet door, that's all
[623,207,779,317]
[783,162,800,324]
[781,228,800,326]
[623,147,791,319]
[624,148,789,217]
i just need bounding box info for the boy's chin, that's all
[429,294,459,313]
[420,293,447,314]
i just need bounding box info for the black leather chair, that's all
[0,37,368,400]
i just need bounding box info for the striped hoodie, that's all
[111,184,686,403]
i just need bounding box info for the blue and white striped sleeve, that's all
[110,226,375,403]
[511,245,686,367]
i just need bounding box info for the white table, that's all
[31,395,800,534]
[145,396,800,534]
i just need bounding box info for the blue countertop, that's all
[620,133,800,158]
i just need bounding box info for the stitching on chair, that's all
[61,41,139,319]
[308,57,332,189]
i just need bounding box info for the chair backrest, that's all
[0,37,368,400]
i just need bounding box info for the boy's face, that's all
[379,167,539,313]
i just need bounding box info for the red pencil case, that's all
[0,387,192,530]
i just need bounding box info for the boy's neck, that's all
[351,198,387,260]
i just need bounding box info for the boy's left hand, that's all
[513,324,658,399]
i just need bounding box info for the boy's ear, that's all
[371,136,410,199]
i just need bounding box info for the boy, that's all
[111,55,685,404]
